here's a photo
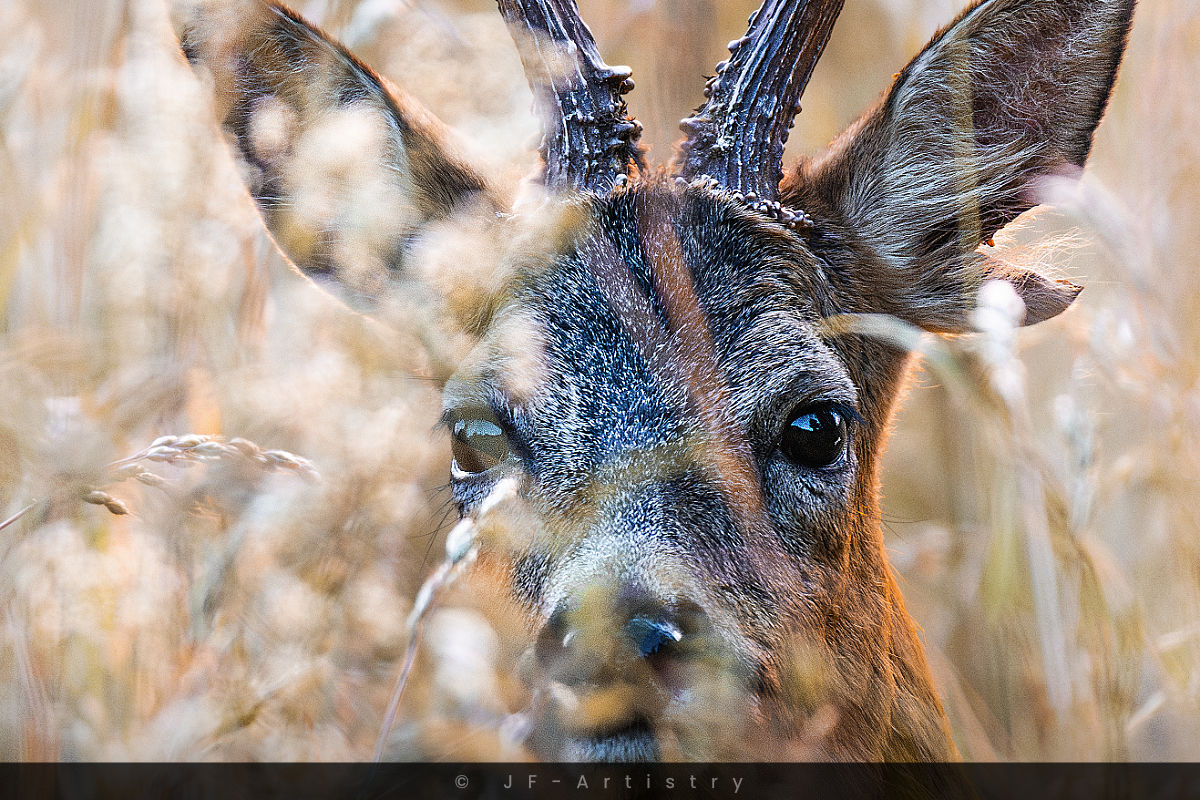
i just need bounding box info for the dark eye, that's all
[450,413,511,476]
[780,405,850,469]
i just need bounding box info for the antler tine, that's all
[677,0,844,204]
[496,0,644,193]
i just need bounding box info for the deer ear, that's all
[787,0,1134,333]
[175,0,499,309]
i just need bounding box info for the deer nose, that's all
[535,599,705,687]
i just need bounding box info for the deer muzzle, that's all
[519,482,759,761]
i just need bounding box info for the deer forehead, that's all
[445,187,858,466]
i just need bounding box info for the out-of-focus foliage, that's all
[0,0,1195,761]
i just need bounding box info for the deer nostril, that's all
[625,603,707,693]
[535,600,708,684]
[535,608,574,669]
[626,616,683,659]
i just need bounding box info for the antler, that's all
[677,0,844,207]
[496,0,644,193]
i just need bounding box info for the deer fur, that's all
[176,0,1135,761]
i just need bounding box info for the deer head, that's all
[177,0,1135,761]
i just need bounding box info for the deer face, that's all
[443,187,879,758]
[178,0,1135,761]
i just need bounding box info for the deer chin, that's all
[520,676,664,762]
[518,640,765,761]
[521,688,662,762]
[561,719,661,762]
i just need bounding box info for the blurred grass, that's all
[0,0,1197,761]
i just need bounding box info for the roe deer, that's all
[177,0,1135,761]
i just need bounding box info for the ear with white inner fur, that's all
[175,0,500,310]
[786,0,1135,332]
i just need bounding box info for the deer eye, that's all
[780,404,850,469]
[450,413,511,476]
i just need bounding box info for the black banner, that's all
[6,762,1199,800]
